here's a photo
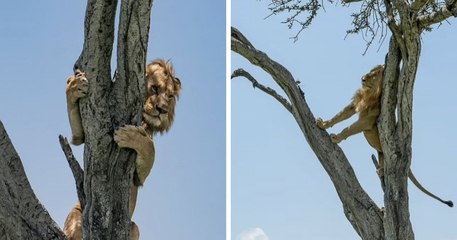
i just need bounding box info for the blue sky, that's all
[232,1,457,240]
[0,1,225,239]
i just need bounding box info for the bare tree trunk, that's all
[0,121,65,240]
[380,17,422,239]
[73,0,153,239]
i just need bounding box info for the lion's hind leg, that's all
[63,203,83,240]
[131,221,140,240]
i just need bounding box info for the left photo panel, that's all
[0,1,225,240]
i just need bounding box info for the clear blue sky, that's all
[232,1,457,240]
[0,1,225,239]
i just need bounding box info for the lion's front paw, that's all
[330,134,341,144]
[66,71,89,104]
[114,125,151,154]
[71,136,85,146]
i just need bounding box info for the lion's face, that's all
[361,65,383,90]
[143,60,181,134]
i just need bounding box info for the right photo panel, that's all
[231,0,457,239]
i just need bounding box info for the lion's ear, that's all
[174,77,182,93]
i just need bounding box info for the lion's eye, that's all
[151,86,158,94]
[168,94,175,100]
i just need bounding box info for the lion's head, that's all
[354,65,384,112]
[143,59,181,134]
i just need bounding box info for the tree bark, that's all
[74,0,153,239]
[379,1,425,237]
[0,121,66,240]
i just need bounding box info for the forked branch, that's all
[231,68,292,113]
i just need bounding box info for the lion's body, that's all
[316,65,384,154]
[64,59,181,239]
[316,65,453,207]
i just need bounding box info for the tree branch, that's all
[411,0,431,13]
[0,120,66,239]
[266,0,323,41]
[59,135,85,208]
[383,0,407,61]
[391,0,410,17]
[232,26,385,239]
[417,0,457,28]
[342,0,364,3]
[75,0,119,238]
[231,68,293,113]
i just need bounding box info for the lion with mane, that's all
[316,65,452,207]
[63,59,182,239]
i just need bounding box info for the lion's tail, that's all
[408,170,453,207]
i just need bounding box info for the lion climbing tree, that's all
[232,0,456,239]
[0,0,153,239]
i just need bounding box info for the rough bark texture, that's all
[74,0,153,239]
[0,121,66,240]
[59,135,85,209]
[380,0,432,238]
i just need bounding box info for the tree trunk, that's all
[0,121,66,240]
[74,0,153,239]
[380,20,422,240]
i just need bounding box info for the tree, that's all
[0,121,65,239]
[231,0,457,238]
[0,0,152,239]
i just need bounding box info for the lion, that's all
[66,69,88,146]
[316,65,453,207]
[64,59,182,239]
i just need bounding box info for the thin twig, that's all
[231,68,293,113]
[59,135,85,208]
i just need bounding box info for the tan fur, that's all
[316,65,384,152]
[316,65,453,207]
[66,70,88,145]
[63,203,82,240]
[64,59,181,239]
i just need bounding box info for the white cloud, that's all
[237,227,270,240]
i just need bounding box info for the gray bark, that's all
[74,0,153,239]
[59,135,85,210]
[0,121,66,240]
[380,1,429,238]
